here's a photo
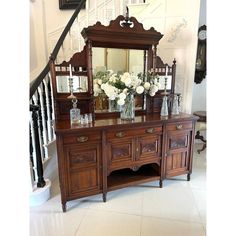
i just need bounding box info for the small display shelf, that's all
[107,163,160,191]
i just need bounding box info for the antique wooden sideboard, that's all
[50,13,198,212]
[55,113,197,212]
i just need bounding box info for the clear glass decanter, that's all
[70,98,80,125]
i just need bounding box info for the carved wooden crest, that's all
[81,15,163,49]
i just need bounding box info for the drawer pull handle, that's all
[77,136,88,143]
[176,124,183,130]
[146,128,154,133]
[115,132,125,138]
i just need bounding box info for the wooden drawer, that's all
[106,126,163,140]
[63,131,101,145]
[166,121,193,131]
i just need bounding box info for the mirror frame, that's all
[81,14,165,116]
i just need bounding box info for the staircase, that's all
[29,0,146,206]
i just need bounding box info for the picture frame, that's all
[59,0,86,10]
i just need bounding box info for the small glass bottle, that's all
[161,95,168,117]
[70,98,80,125]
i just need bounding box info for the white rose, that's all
[94,84,99,90]
[124,77,132,86]
[94,79,98,84]
[136,85,144,94]
[149,92,155,97]
[152,85,159,93]
[104,85,117,100]
[117,99,125,106]
[101,83,106,90]
[150,85,158,94]
[97,79,102,85]
[144,82,151,90]
[132,77,141,87]
[119,92,126,100]
[123,88,128,94]
[123,72,130,78]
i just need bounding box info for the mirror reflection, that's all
[158,75,172,90]
[56,75,88,93]
[92,47,144,75]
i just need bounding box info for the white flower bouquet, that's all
[94,70,160,106]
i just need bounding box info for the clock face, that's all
[198,30,207,40]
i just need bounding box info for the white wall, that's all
[129,0,201,113]
[30,0,203,113]
[30,0,48,81]
[30,0,122,81]
[191,0,206,112]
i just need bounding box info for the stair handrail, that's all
[30,0,86,99]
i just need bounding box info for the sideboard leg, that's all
[187,173,191,181]
[62,203,67,212]
[159,179,163,188]
[103,193,107,202]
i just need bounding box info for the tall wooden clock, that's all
[194,25,207,84]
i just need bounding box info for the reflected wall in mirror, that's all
[158,75,172,90]
[56,75,88,93]
[92,47,144,75]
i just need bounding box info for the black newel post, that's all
[30,104,46,188]
[29,126,35,181]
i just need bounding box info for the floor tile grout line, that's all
[140,189,144,236]
[73,208,90,236]
[85,206,143,217]
[140,214,205,226]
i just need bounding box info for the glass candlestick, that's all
[161,95,168,117]
[70,98,80,125]
[171,94,179,115]
[67,77,76,99]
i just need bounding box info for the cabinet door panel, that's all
[70,168,98,194]
[69,148,97,169]
[169,134,188,149]
[166,151,188,174]
[107,138,134,170]
[136,135,162,162]
[165,130,192,177]
[65,143,101,196]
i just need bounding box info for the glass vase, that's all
[108,99,117,112]
[120,94,135,120]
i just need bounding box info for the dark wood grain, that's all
[55,113,197,211]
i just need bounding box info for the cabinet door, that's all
[165,130,192,178]
[136,134,162,164]
[64,143,102,197]
[106,137,135,172]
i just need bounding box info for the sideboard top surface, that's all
[55,113,198,134]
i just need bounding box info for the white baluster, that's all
[33,90,48,160]
[48,74,56,140]
[38,84,49,149]
[43,78,53,142]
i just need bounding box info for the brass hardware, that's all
[115,132,125,138]
[176,124,183,130]
[77,136,88,143]
[146,128,154,133]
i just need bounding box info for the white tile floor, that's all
[30,144,206,236]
